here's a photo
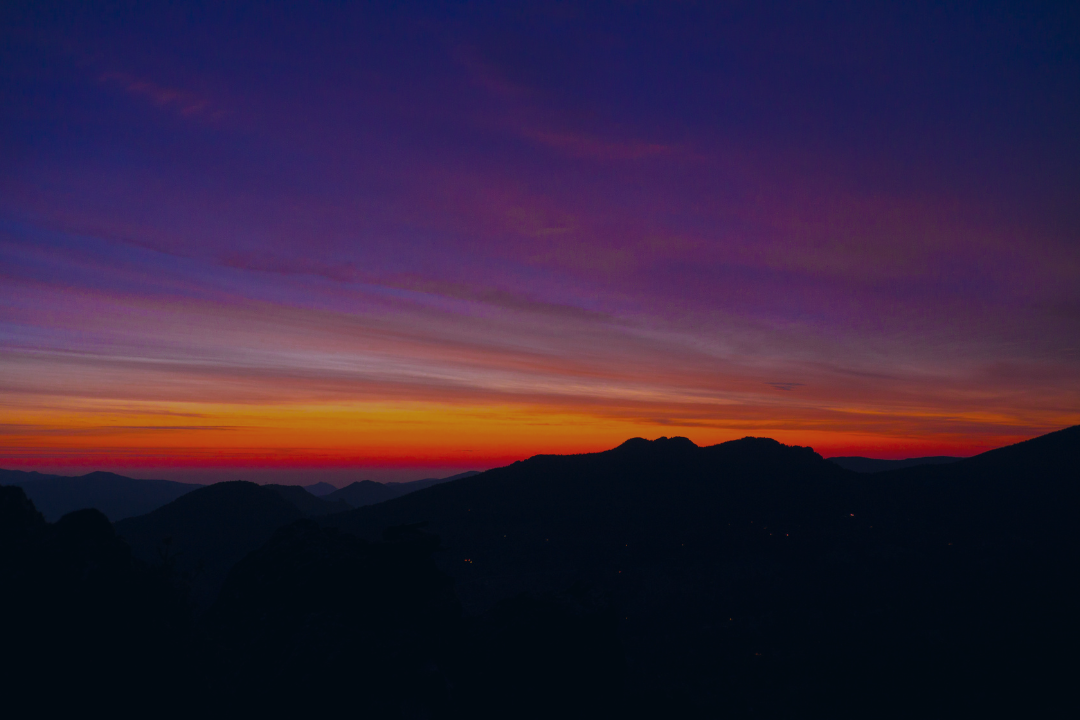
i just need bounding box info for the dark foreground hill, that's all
[115,481,303,607]
[112,480,407,607]
[2,485,618,718]
[323,427,1080,716]
[327,436,854,609]
[3,428,1077,717]
[827,455,962,472]
[0,486,196,713]
[0,469,203,521]
[205,520,623,718]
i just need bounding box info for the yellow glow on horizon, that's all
[1,391,1059,470]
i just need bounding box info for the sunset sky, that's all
[2,2,1078,483]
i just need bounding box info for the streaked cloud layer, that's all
[2,2,1078,477]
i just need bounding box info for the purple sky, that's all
[2,2,1078,482]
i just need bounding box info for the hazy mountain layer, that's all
[303,481,338,497]
[0,469,203,522]
[323,471,481,508]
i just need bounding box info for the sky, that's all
[2,1,1078,484]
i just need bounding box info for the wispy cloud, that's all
[98,72,217,117]
[1,4,1076,473]
[454,45,673,162]
[767,382,804,391]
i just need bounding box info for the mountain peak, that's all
[72,471,123,480]
[700,436,825,468]
[303,481,339,497]
[614,436,698,453]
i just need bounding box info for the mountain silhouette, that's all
[324,471,481,508]
[1,469,203,521]
[6,429,1077,717]
[324,479,401,507]
[303,480,338,496]
[0,469,481,522]
[204,517,624,718]
[115,481,303,607]
[102,474,477,608]
[827,455,962,472]
[205,519,462,716]
[265,483,351,516]
[321,428,1080,716]
[324,436,851,610]
[0,486,199,713]
[0,468,60,484]
[861,424,1080,540]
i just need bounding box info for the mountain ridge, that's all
[1,469,204,522]
[115,481,303,607]
[315,427,1079,714]
[323,471,482,508]
[5,427,1077,715]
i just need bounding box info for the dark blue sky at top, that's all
[4,0,1078,321]
[5,1,1078,209]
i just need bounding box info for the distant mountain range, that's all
[827,455,962,472]
[0,469,204,522]
[322,471,481,508]
[303,481,338,497]
[103,472,478,607]
[0,469,479,523]
[12,457,970,524]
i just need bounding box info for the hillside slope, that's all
[266,484,351,516]
[116,481,303,607]
[323,428,1080,716]
[324,471,481,508]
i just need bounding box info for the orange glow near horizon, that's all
[3,391,1067,476]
